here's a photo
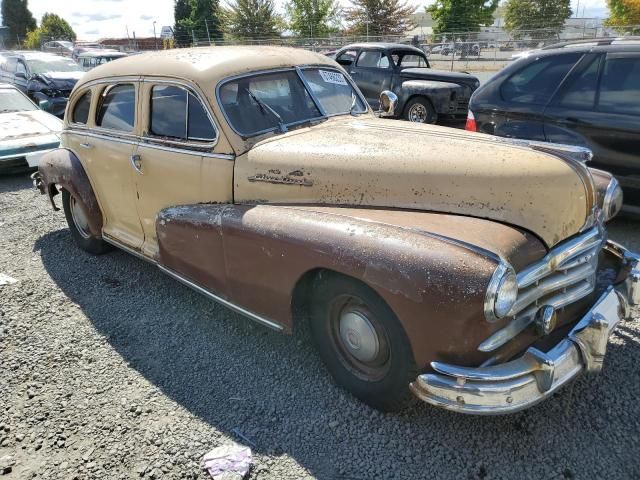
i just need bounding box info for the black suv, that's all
[333,43,480,124]
[467,38,640,211]
[0,52,84,118]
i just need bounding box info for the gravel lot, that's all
[1,172,639,479]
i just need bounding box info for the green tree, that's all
[345,0,416,36]
[286,0,340,37]
[504,0,572,38]
[24,13,76,49]
[1,0,36,46]
[224,0,281,39]
[605,0,640,33]
[174,0,223,46]
[427,0,499,34]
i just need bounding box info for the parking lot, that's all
[1,171,639,479]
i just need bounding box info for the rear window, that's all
[598,54,640,116]
[500,53,581,105]
[96,84,135,131]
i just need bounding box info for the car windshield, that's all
[0,88,37,112]
[27,57,83,74]
[218,67,367,137]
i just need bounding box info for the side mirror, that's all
[38,99,51,111]
[378,90,398,117]
[15,72,26,79]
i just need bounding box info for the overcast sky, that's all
[24,0,609,40]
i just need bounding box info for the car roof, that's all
[519,37,640,59]
[76,46,339,88]
[77,50,127,58]
[6,51,69,60]
[340,43,424,53]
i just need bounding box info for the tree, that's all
[24,13,76,49]
[224,0,281,39]
[1,0,37,46]
[345,0,416,36]
[605,0,640,33]
[286,0,340,37]
[174,0,223,46]
[504,0,572,38]
[427,0,499,34]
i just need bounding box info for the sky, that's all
[22,0,610,41]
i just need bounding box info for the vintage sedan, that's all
[34,47,638,414]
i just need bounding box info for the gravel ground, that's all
[1,172,639,480]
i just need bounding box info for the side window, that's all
[6,58,17,73]
[96,84,135,131]
[500,53,581,105]
[16,62,27,76]
[336,50,357,67]
[150,84,215,142]
[72,90,92,124]
[598,54,640,116]
[356,50,390,69]
[554,55,601,110]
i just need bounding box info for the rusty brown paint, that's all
[37,148,103,237]
[156,203,552,369]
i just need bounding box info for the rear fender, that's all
[37,148,102,237]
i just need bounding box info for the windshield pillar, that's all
[295,66,327,117]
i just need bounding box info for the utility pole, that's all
[153,21,158,50]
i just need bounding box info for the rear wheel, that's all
[309,273,418,412]
[62,189,111,255]
[404,97,438,124]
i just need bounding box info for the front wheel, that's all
[309,273,418,412]
[62,189,111,255]
[404,97,438,124]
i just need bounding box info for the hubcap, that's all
[338,310,380,363]
[70,196,91,239]
[408,103,428,123]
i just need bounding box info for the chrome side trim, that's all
[137,141,235,160]
[157,265,284,331]
[102,235,156,264]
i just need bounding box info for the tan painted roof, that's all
[77,46,339,88]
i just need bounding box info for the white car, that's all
[0,83,62,173]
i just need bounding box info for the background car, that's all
[0,51,85,118]
[42,40,74,57]
[466,37,640,213]
[334,43,479,123]
[76,49,127,71]
[0,83,61,173]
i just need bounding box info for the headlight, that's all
[602,177,623,221]
[485,263,518,322]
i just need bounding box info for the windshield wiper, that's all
[245,89,287,133]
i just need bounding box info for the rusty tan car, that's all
[33,47,639,414]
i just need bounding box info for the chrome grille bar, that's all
[478,225,604,353]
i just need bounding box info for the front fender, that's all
[37,148,103,237]
[400,80,463,114]
[155,203,537,369]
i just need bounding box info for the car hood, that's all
[0,110,61,158]
[33,71,84,89]
[234,117,593,248]
[399,68,479,89]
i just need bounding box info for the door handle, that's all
[79,142,93,149]
[350,71,359,75]
[130,154,143,174]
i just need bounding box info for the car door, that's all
[132,79,234,258]
[80,81,145,249]
[349,49,393,109]
[493,52,582,140]
[544,51,640,206]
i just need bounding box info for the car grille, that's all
[479,224,605,352]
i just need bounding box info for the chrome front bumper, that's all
[410,240,639,415]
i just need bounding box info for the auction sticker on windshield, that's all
[319,70,347,86]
